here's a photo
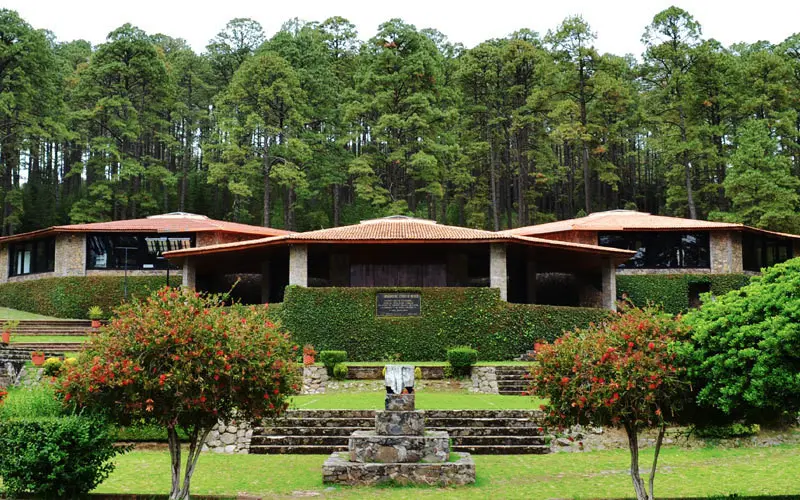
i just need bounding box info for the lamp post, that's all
[116,246,137,301]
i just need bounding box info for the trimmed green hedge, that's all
[616,273,751,315]
[0,275,180,319]
[279,286,609,361]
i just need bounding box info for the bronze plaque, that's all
[376,292,421,316]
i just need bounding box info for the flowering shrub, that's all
[0,388,7,405]
[60,287,301,500]
[529,304,689,500]
[303,344,317,365]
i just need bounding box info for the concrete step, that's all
[451,435,546,446]
[422,410,541,419]
[275,417,374,428]
[429,426,543,437]
[281,410,376,419]
[11,329,91,335]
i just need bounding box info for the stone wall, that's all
[202,420,253,454]
[470,366,499,394]
[710,230,743,273]
[55,233,86,277]
[302,365,328,394]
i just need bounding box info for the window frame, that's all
[86,232,194,271]
[8,237,56,277]
[598,231,711,270]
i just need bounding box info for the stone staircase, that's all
[250,409,549,455]
[6,320,93,353]
[495,366,531,396]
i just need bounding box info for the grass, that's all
[92,446,800,498]
[291,392,545,410]
[0,384,63,419]
[0,307,57,320]
[330,361,533,367]
[10,335,90,343]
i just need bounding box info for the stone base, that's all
[375,410,425,436]
[323,451,476,486]
[385,393,414,411]
[349,430,449,463]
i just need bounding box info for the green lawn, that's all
[93,446,800,499]
[0,307,57,320]
[10,335,90,343]
[291,392,545,410]
[340,361,534,367]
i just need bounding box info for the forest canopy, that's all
[2,7,800,234]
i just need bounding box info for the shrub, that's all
[332,363,349,380]
[87,305,104,320]
[60,287,300,500]
[683,258,800,419]
[0,275,181,319]
[320,350,347,374]
[695,423,760,439]
[530,305,690,500]
[617,274,751,314]
[0,385,63,419]
[280,287,609,361]
[42,357,63,377]
[0,415,126,497]
[447,346,478,376]
[414,366,422,380]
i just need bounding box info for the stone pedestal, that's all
[322,364,475,486]
[375,410,424,435]
[348,430,449,463]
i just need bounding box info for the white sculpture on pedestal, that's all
[385,364,415,394]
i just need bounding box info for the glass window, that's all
[9,237,55,277]
[599,231,710,269]
[87,233,193,270]
[743,232,793,272]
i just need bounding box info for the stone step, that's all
[422,410,541,419]
[251,435,350,446]
[494,367,530,373]
[250,443,548,455]
[250,444,345,455]
[15,320,93,326]
[498,390,529,396]
[10,343,84,352]
[451,435,546,446]
[255,426,363,436]
[496,373,529,380]
[281,410,376,419]
[11,330,91,335]
[429,426,543,437]
[454,444,550,454]
[275,417,374,428]
[424,417,540,428]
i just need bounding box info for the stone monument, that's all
[322,364,475,486]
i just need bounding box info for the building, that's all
[0,213,288,284]
[165,216,634,310]
[505,210,800,276]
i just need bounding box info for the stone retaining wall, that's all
[470,366,499,394]
[202,420,252,454]
[302,365,328,394]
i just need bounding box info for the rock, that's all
[556,437,572,447]
[385,394,415,411]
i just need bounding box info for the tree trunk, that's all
[624,421,649,500]
[262,146,271,227]
[490,143,500,231]
[678,105,697,219]
[168,425,212,500]
[648,423,666,500]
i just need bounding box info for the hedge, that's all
[616,273,751,315]
[279,286,610,361]
[0,275,180,319]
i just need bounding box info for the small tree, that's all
[530,305,688,500]
[684,258,800,420]
[60,287,301,500]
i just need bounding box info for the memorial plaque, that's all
[376,293,421,316]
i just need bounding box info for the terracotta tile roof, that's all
[504,210,800,240]
[163,216,635,263]
[0,213,289,244]
[296,216,504,241]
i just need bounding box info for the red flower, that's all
[648,342,655,350]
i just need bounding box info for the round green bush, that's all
[0,415,127,497]
[447,346,478,377]
[320,350,347,374]
[332,363,349,380]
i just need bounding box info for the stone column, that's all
[490,243,508,301]
[289,244,308,287]
[710,231,743,273]
[182,258,196,289]
[601,258,617,311]
[0,244,8,283]
[260,260,270,303]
